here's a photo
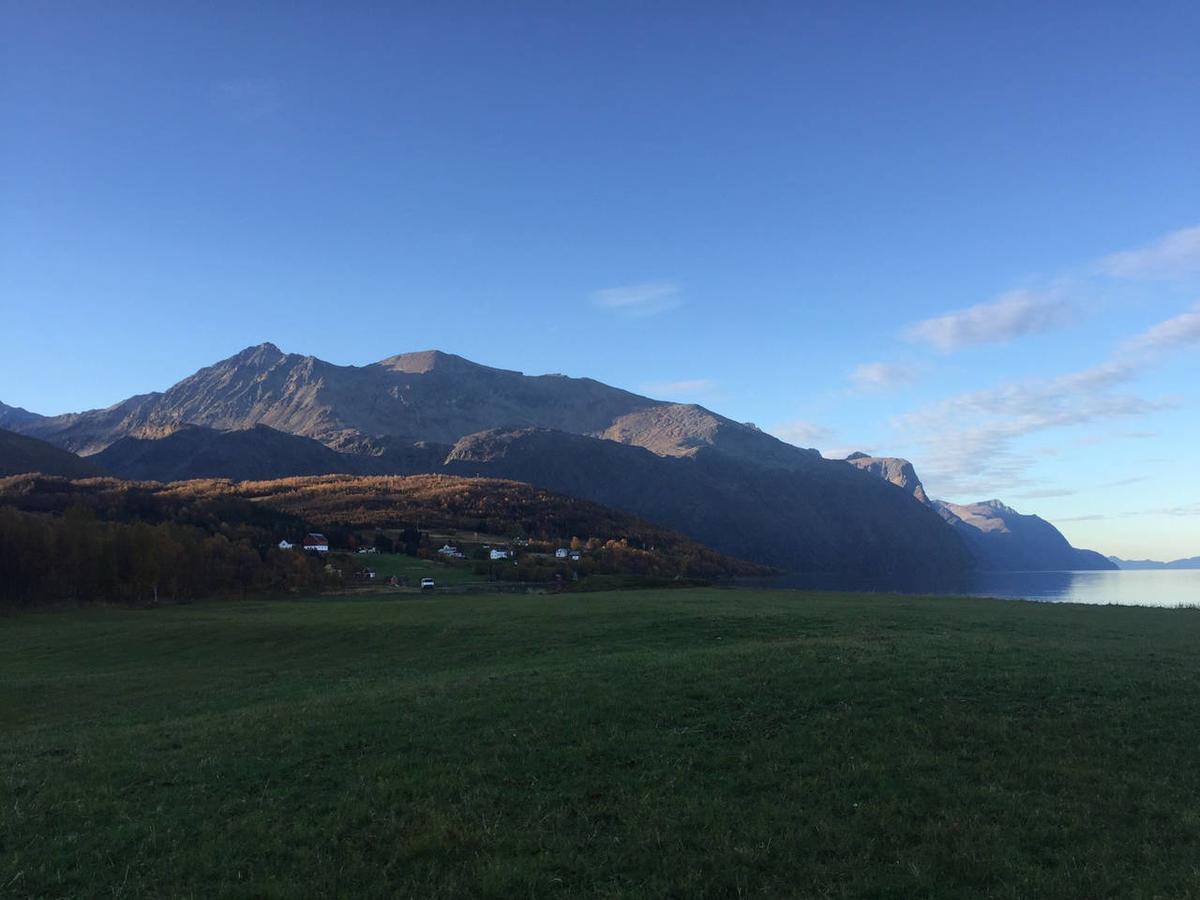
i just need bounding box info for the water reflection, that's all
[749,569,1200,608]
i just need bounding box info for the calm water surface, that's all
[757,569,1200,607]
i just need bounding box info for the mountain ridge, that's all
[1109,556,1200,570]
[844,450,1114,571]
[2,344,973,576]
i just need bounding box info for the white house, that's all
[555,548,570,559]
[489,549,510,560]
[278,540,294,550]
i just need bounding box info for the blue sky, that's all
[2,2,1198,558]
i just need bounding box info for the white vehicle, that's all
[420,577,435,590]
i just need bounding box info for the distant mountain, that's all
[1109,556,1200,570]
[845,451,1114,572]
[0,402,45,431]
[0,427,103,478]
[4,343,973,576]
[933,499,1116,571]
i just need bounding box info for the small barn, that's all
[303,533,330,553]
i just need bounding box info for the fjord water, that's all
[760,569,1200,607]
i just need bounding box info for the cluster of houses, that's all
[282,534,584,565]
[437,543,514,561]
[279,533,330,553]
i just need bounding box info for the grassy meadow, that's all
[346,551,482,586]
[4,588,1200,898]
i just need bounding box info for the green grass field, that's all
[4,588,1200,898]
[344,551,481,586]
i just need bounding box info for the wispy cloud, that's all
[1100,224,1200,280]
[1059,501,1200,523]
[592,281,682,318]
[1012,488,1077,499]
[772,420,832,449]
[1075,430,1157,447]
[641,378,716,398]
[848,361,922,393]
[1105,476,1148,487]
[897,304,1200,497]
[904,288,1073,353]
[1121,303,1200,355]
[898,224,1200,357]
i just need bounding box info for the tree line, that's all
[0,477,330,607]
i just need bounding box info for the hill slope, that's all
[0,427,103,478]
[0,473,770,579]
[93,424,383,481]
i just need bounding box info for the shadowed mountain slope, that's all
[444,429,972,575]
[0,427,103,478]
[93,424,385,482]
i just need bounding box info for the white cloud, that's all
[904,288,1073,353]
[1012,488,1077,499]
[848,361,922,393]
[591,282,682,318]
[1100,224,1200,280]
[1121,303,1200,356]
[771,420,832,449]
[894,303,1200,497]
[641,378,716,398]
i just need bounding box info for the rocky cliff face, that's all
[845,452,930,504]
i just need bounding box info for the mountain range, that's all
[846,452,1116,571]
[0,343,1114,575]
[1108,556,1200,570]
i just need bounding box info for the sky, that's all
[2,1,1199,559]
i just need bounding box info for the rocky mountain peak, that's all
[844,453,930,505]
[372,349,505,375]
